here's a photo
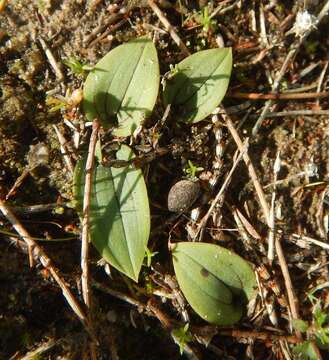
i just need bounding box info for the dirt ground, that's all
[1,0,329,359]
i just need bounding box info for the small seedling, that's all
[144,247,158,268]
[63,57,93,77]
[292,295,329,359]
[46,96,67,112]
[171,323,193,355]
[184,160,204,179]
[197,6,217,33]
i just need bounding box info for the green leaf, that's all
[83,38,160,137]
[292,319,309,333]
[293,341,319,360]
[172,242,256,325]
[171,323,193,355]
[314,304,328,327]
[74,144,150,281]
[163,48,232,124]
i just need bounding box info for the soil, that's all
[1,0,329,359]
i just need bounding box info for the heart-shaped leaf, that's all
[74,144,150,282]
[83,38,160,137]
[172,242,256,325]
[163,48,232,123]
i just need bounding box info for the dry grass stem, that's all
[83,12,125,46]
[275,235,302,340]
[5,169,30,201]
[53,125,74,174]
[38,38,64,81]
[0,199,91,334]
[268,152,281,263]
[194,140,248,241]
[255,109,329,118]
[19,338,58,360]
[81,119,100,309]
[316,61,329,106]
[229,91,329,100]
[291,233,329,251]
[147,0,190,56]
[223,111,271,226]
[217,329,301,344]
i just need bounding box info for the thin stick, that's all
[147,0,190,56]
[268,152,280,263]
[83,12,124,46]
[53,125,74,174]
[81,119,100,308]
[194,140,248,240]
[316,61,329,106]
[38,38,64,81]
[89,19,127,47]
[253,109,329,118]
[217,329,300,344]
[223,111,271,225]
[275,235,302,340]
[228,91,329,100]
[20,338,58,360]
[6,169,30,201]
[0,199,91,335]
[291,233,329,251]
[92,279,145,309]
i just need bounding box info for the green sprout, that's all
[144,246,158,268]
[197,6,217,33]
[63,57,93,77]
[292,290,329,359]
[172,323,193,355]
[45,96,67,112]
[184,160,204,179]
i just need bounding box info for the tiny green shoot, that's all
[144,247,158,268]
[197,6,217,33]
[172,323,193,355]
[184,160,204,179]
[63,57,93,77]
[46,97,67,112]
[292,292,329,359]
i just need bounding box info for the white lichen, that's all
[291,10,318,37]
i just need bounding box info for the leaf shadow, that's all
[165,71,230,123]
[88,162,145,277]
[84,92,151,135]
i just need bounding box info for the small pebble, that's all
[167,179,200,213]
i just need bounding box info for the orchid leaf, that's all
[74,145,150,281]
[83,38,160,136]
[163,48,232,123]
[172,242,256,325]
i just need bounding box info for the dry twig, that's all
[194,139,248,240]
[147,0,190,56]
[0,199,92,337]
[217,329,300,344]
[222,110,271,225]
[228,91,329,100]
[18,338,59,360]
[53,125,74,174]
[81,120,100,308]
[275,235,302,340]
[38,38,64,81]
[254,109,329,118]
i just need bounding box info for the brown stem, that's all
[228,91,329,100]
[81,119,100,309]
